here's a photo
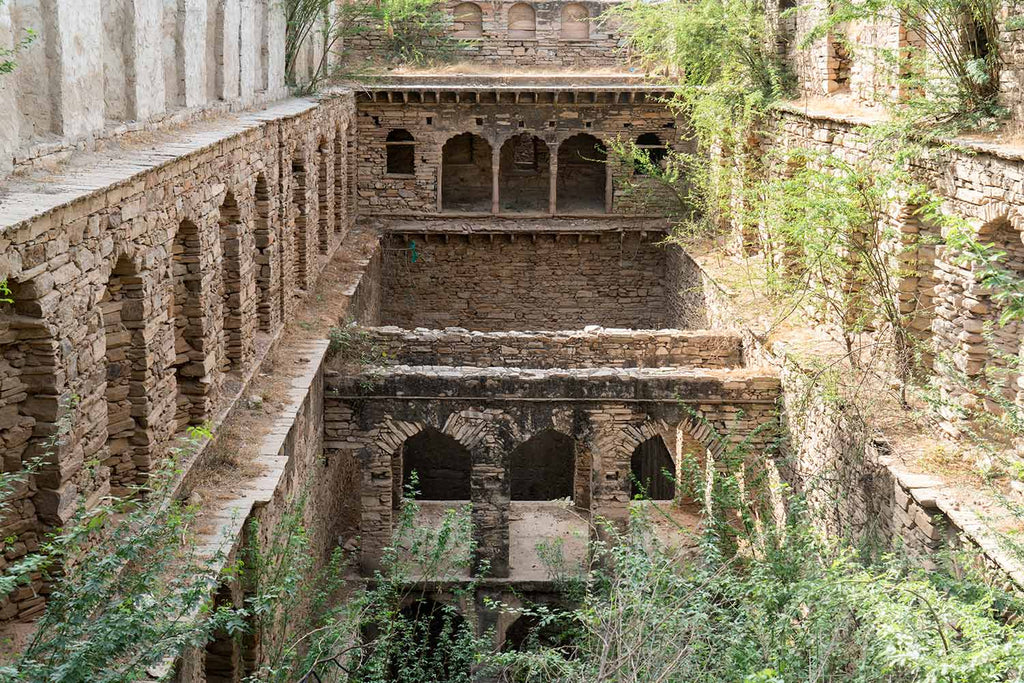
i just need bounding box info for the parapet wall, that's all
[363,325,745,368]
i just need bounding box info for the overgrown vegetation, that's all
[0,420,235,682]
[284,0,454,92]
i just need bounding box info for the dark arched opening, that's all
[503,613,577,655]
[442,133,493,212]
[381,600,474,681]
[510,429,575,501]
[634,133,668,176]
[398,427,472,500]
[386,129,416,175]
[557,134,606,214]
[102,255,148,490]
[630,435,675,501]
[499,134,549,213]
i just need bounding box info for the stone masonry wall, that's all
[0,92,358,623]
[362,325,745,368]
[347,0,626,69]
[356,94,687,215]
[378,231,703,331]
[324,365,781,577]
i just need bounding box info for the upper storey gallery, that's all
[348,0,629,69]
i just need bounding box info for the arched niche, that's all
[560,3,589,40]
[442,132,493,212]
[499,134,550,213]
[508,2,536,39]
[557,133,606,214]
[510,429,575,501]
[386,129,416,176]
[630,435,675,501]
[453,2,483,38]
[394,426,472,501]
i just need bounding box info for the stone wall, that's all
[347,0,627,69]
[324,364,781,576]
[0,0,291,175]
[768,107,1024,412]
[377,231,705,331]
[355,86,688,216]
[362,325,745,368]
[0,92,358,623]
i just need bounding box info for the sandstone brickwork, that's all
[363,325,745,368]
[348,0,627,69]
[377,230,706,331]
[0,92,358,622]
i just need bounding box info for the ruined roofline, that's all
[378,219,675,232]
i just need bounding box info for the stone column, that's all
[470,421,512,578]
[437,142,444,213]
[0,2,19,174]
[491,145,500,214]
[359,442,394,573]
[548,143,558,215]
[265,0,287,97]
[604,160,613,214]
[238,0,257,102]
[129,0,167,119]
[43,0,106,137]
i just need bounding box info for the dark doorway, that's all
[399,427,472,500]
[499,134,550,213]
[557,133,606,214]
[630,436,675,500]
[510,430,575,501]
[442,133,493,212]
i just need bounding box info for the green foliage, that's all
[811,0,1003,124]
[489,483,1024,682]
[326,320,390,366]
[0,423,234,682]
[243,477,483,682]
[0,0,34,76]
[284,0,453,92]
[0,278,12,305]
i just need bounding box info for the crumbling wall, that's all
[362,326,745,368]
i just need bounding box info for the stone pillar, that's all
[470,421,512,578]
[359,442,394,573]
[215,0,240,101]
[130,0,167,119]
[43,0,105,137]
[587,424,631,534]
[0,2,19,174]
[179,0,208,107]
[548,144,558,215]
[437,142,444,213]
[604,159,613,214]
[238,0,256,102]
[491,146,500,214]
[265,0,286,96]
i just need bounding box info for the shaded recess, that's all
[396,427,472,500]
[386,129,416,175]
[171,219,205,431]
[510,429,575,501]
[557,134,606,214]
[442,133,493,212]
[500,134,550,213]
[630,436,675,500]
[218,191,243,370]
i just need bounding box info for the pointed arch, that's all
[510,429,575,501]
[557,133,606,214]
[442,132,493,212]
[395,426,472,501]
